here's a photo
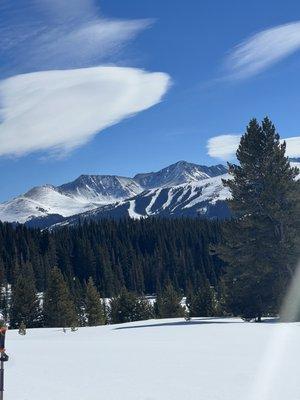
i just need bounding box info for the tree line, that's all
[0,218,226,328]
[6,265,221,329]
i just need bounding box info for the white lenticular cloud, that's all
[226,21,300,79]
[207,135,241,160]
[207,134,300,160]
[0,66,171,156]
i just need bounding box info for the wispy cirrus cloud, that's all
[0,0,151,76]
[207,135,300,160]
[0,1,171,157]
[225,21,300,79]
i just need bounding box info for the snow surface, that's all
[128,200,142,219]
[0,177,144,223]
[5,317,300,400]
[0,186,99,223]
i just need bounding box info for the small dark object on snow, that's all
[242,316,262,323]
[184,313,191,322]
[18,322,26,335]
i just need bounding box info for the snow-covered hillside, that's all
[55,173,231,227]
[0,161,228,226]
[0,176,144,224]
[6,318,300,400]
[0,185,98,224]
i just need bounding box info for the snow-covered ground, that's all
[5,318,300,400]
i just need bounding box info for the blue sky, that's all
[1,0,300,201]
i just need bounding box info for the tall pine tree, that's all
[10,264,40,328]
[43,267,77,327]
[85,277,105,326]
[216,118,299,320]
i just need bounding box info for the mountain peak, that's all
[134,161,227,189]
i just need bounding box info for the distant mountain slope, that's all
[0,161,229,226]
[0,185,97,224]
[3,159,298,228]
[46,174,231,229]
[58,175,143,202]
[0,176,144,224]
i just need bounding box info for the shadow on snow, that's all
[113,317,245,330]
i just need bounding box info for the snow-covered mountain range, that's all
[0,161,230,227]
[1,159,299,228]
[53,174,231,228]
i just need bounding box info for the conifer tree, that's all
[70,277,85,326]
[10,264,40,328]
[109,289,153,324]
[0,259,5,287]
[155,283,185,318]
[85,277,105,326]
[216,118,300,320]
[43,267,77,327]
[186,280,216,317]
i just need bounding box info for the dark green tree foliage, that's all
[109,288,154,324]
[10,264,40,328]
[217,118,300,320]
[69,277,86,326]
[43,267,77,327]
[156,283,185,318]
[186,279,216,317]
[85,277,105,326]
[0,218,224,297]
[0,285,9,322]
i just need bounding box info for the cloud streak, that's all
[225,21,300,79]
[0,0,151,76]
[207,134,300,160]
[0,67,170,156]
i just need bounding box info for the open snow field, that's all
[6,318,300,400]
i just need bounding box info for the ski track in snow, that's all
[128,200,142,219]
[145,188,162,214]
[5,317,300,400]
[162,189,174,210]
